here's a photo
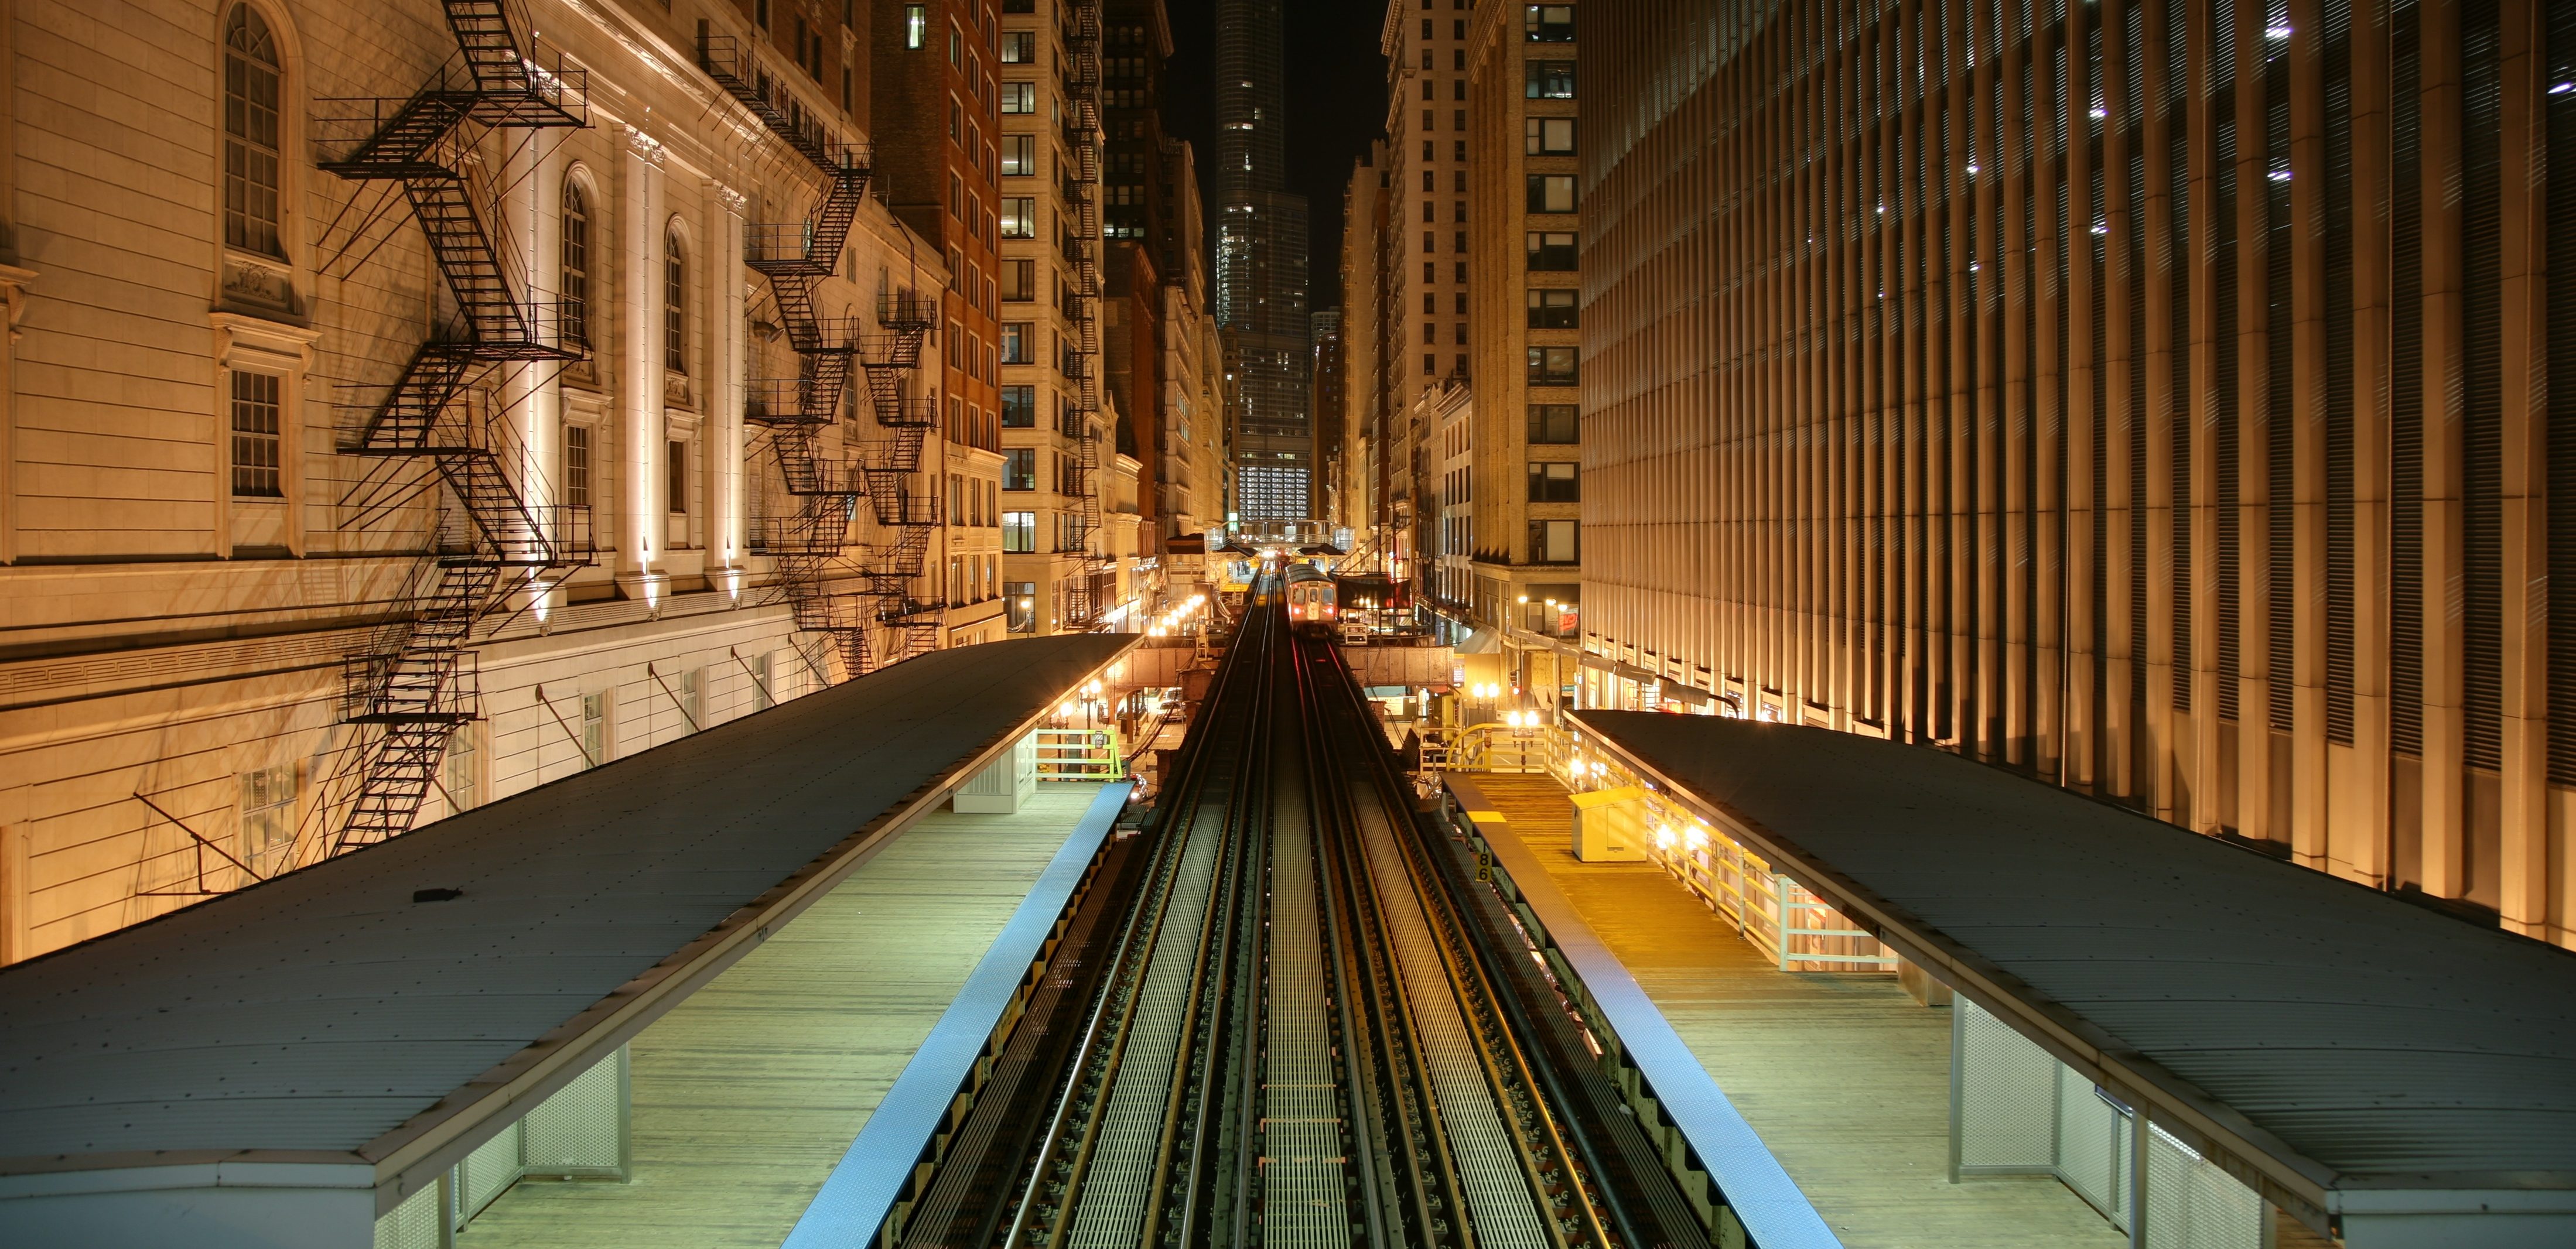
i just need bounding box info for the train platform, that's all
[458,782,1125,1249]
[1442,771,2123,1249]
[0,636,1137,1249]
[1558,711,2576,1248]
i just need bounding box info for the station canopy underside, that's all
[0,635,1133,1179]
[1574,711,2576,1229]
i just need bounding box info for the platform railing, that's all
[1033,727,1123,781]
[1445,721,1899,974]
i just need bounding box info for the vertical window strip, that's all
[2168,0,2194,711]
[2546,0,2576,783]
[2389,0,2424,756]
[2322,0,2357,744]
[562,185,590,347]
[665,235,687,374]
[2264,0,2295,735]
[2457,0,2503,772]
[2213,0,2243,726]
[2126,0,2148,723]
[2081,12,2102,752]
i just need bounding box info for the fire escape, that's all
[1059,0,1111,626]
[699,26,941,676]
[320,0,593,850]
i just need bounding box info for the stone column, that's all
[503,136,562,617]
[712,183,747,579]
[623,126,667,595]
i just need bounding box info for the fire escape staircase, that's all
[320,0,593,852]
[1060,1,1112,627]
[703,28,947,675]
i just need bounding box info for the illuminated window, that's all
[562,425,592,508]
[561,183,590,345]
[1526,345,1578,385]
[238,764,295,872]
[664,230,688,373]
[223,5,284,257]
[1529,519,1580,563]
[230,371,282,498]
[1525,117,1576,155]
[1000,196,1037,237]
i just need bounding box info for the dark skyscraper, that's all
[1212,0,1311,522]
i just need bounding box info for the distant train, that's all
[1283,563,1337,634]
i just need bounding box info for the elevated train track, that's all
[883,574,1724,1249]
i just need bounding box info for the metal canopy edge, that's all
[781,781,1133,1248]
[1443,775,1843,1249]
[1569,710,2576,1236]
[0,635,1139,1217]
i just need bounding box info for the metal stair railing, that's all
[1060,0,1108,626]
[696,26,845,174]
[321,0,594,851]
[702,13,953,677]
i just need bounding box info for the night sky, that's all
[1166,0,1389,313]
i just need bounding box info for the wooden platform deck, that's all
[457,783,1109,1249]
[1463,774,2124,1249]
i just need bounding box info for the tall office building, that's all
[1309,310,1347,527]
[1212,0,1311,522]
[1585,0,2576,942]
[1378,0,1475,598]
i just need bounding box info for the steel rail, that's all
[1313,637,1713,1249]
[1002,598,1274,1247]
[1299,634,1494,1249]
[887,584,1723,1249]
[1307,634,1608,1248]
[1299,631,1560,1249]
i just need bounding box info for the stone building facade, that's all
[0,0,1074,959]
[1462,0,1580,705]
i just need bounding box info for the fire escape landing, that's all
[320,0,595,852]
[701,27,942,677]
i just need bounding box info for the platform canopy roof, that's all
[0,635,1133,1196]
[1574,711,2576,1245]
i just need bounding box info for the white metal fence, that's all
[1951,998,2261,1247]
[1445,721,1896,972]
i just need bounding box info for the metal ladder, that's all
[320,0,592,851]
[705,25,949,677]
[1060,0,1110,627]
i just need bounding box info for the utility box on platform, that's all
[954,733,1037,813]
[1570,786,1649,861]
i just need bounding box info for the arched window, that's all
[561,182,590,347]
[664,228,686,374]
[223,5,284,257]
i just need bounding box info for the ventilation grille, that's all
[2459,0,2505,774]
[2390,0,2424,756]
